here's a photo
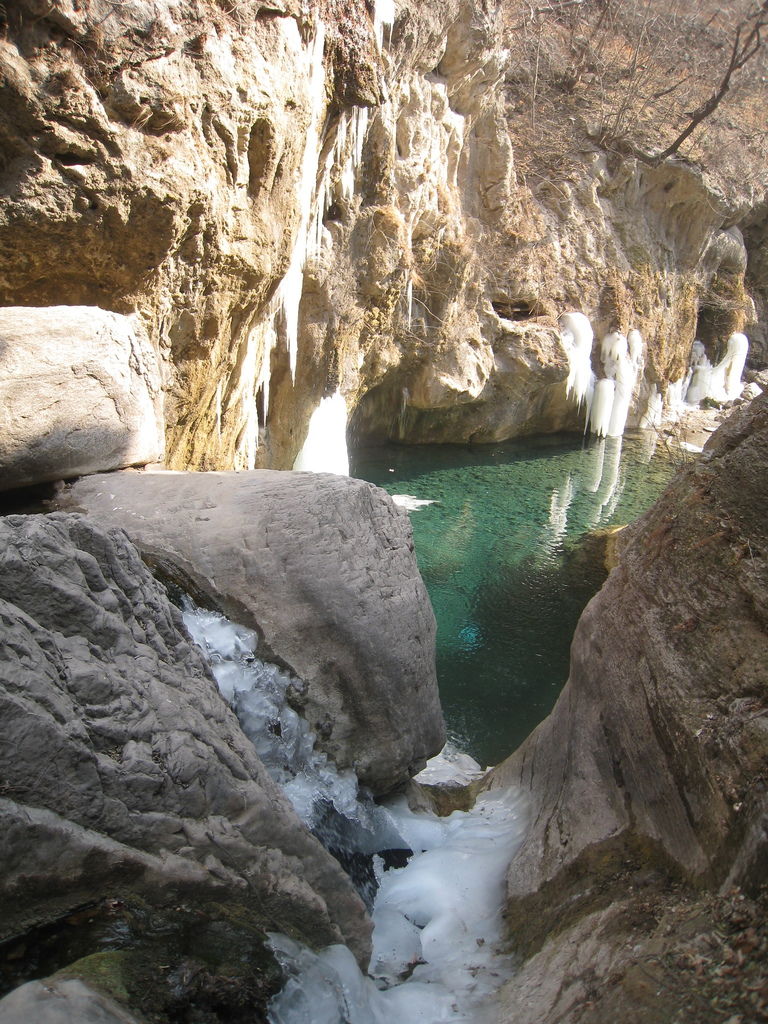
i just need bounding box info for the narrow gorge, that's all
[0,0,767,1022]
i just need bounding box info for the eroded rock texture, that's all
[488,392,768,956]
[0,513,371,977]
[2,0,764,479]
[0,306,164,488]
[60,469,445,794]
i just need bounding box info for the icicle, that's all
[601,331,628,378]
[665,376,688,419]
[627,328,644,369]
[374,0,395,50]
[685,363,712,406]
[275,19,327,384]
[560,312,595,409]
[592,330,643,438]
[352,107,369,171]
[589,378,615,438]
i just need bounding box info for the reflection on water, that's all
[351,432,676,768]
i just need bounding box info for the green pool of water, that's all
[351,432,679,767]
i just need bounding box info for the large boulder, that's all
[59,469,446,794]
[0,512,370,1014]
[0,307,164,490]
[487,392,768,952]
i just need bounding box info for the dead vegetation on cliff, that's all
[500,0,768,199]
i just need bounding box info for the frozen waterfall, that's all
[181,601,528,1024]
[589,330,644,438]
[560,311,595,409]
[293,390,350,475]
[684,332,749,406]
[560,315,644,438]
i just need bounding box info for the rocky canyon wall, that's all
[2,0,766,484]
[486,392,768,1022]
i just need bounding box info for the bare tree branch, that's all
[652,0,768,162]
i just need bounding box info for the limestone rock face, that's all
[0,306,164,490]
[0,1,764,477]
[487,392,768,951]
[0,512,371,965]
[60,469,445,795]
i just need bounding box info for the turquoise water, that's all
[351,432,678,767]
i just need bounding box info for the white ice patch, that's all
[374,0,396,50]
[183,606,529,1024]
[588,329,644,438]
[412,742,485,785]
[268,787,527,1024]
[391,494,435,511]
[639,387,663,430]
[683,333,749,407]
[588,378,615,438]
[293,390,350,475]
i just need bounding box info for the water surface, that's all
[352,432,678,767]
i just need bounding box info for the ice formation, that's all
[292,389,350,475]
[269,787,528,1024]
[244,13,374,456]
[588,377,615,438]
[182,601,529,1024]
[181,604,401,855]
[560,311,595,409]
[639,387,663,430]
[374,0,396,50]
[684,332,749,406]
[391,494,435,511]
[588,330,644,438]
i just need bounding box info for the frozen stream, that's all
[182,605,527,1023]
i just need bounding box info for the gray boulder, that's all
[0,513,370,976]
[59,469,446,794]
[0,307,164,491]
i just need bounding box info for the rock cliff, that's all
[2,0,765,483]
[487,393,768,1021]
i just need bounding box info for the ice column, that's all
[588,378,615,437]
[589,329,644,438]
[707,332,749,403]
[684,333,749,406]
[275,20,327,383]
[560,312,595,409]
[293,389,350,475]
[684,340,712,406]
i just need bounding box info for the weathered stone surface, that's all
[0,513,371,968]
[0,978,140,1024]
[0,307,163,490]
[497,887,768,1024]
[0,1,765,471]
[487,392,768,952]
[59,469,445,794]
